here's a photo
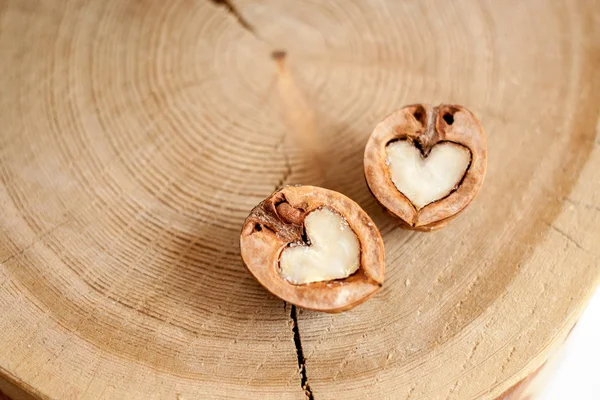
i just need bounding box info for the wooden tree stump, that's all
[1,0,599,399]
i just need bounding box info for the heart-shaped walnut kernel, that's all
[364,104,486,231]
[386,141,471,209]
[279,207,360,284]
[240,185,385,313]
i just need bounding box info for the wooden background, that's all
[0,0,599,399]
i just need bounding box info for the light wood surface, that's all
[0,0,599,399]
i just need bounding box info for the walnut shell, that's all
[364,104,487,231]
[240,185,385,313]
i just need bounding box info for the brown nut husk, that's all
[240,185,385,313]
[364,104,487,231]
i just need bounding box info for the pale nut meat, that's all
[364,104,487,231]
[386,141,471,209]
[240,185,385,313]
[279,208,360,285]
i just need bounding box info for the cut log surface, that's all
[0,0,599,399]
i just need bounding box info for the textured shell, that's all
[363,104,487,230]
[240,185,385,312]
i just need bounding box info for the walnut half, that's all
[240,186,385,313]
[364,104,487,231]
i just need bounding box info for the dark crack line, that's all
[0,219,72,265]
[562,196,600,213]
[290,304,314,399]
[209,0,256,35]
[205,3,308,395]
[546,222,587,252]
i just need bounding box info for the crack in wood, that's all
[546,222,587,252]
[290,304,314,400]
[209,0,255,35]
[202,4,309,394]
[274,129,292,190]
[0,219,72,265]
[562,196,600,213]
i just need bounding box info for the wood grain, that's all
[0,0,598,399]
